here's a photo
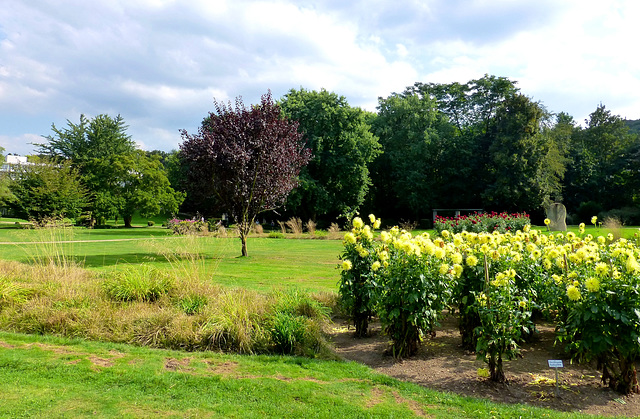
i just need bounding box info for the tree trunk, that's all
[241,234,248,257]
[239,221,251,257]
[124,215,133,228]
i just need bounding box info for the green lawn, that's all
[0,331,592,418]
[0,226,342,292]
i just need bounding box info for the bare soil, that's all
[329,315,640,418]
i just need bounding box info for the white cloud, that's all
[0,134,41,156]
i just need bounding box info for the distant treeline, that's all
[4,75,638,228]
[167,75,640,227]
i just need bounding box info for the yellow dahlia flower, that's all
[567,285,581,301]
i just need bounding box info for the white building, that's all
[1,155,31,173]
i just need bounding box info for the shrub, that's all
[474,269,533,383]
[103,266,172,302]
[575,201,603,224]
[600,207,640,226]
[434,211,530,234]
[147,220,155,227]
[267,232,284,239]
[377,227,452,358]
[166,218,208,235]
[338,215,381,337]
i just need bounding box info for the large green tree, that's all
[38,114,136,163]
[86,151,185,228]
[370,92,455,219]
[8,158,87,221]
[536,112,573,206]
[483,94,555,212]
[278,88,380,221]
[407,75,522,212]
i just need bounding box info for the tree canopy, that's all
[35,114,181,226]
[8,158,87,221]
[0,147,16,208]
[11,79,638,228]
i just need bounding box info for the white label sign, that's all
[548,360,564,368]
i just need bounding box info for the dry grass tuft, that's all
[202,288,270,353]
[327,223,341,240]
[277,221,287,235]
[305,220,316,236]
[286,218,303,236]
[253,224,264,235]
[603,216,623,241]
[216,225,227,237]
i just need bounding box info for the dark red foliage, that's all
[179,91,311,255]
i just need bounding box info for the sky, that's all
[1,0,639,156]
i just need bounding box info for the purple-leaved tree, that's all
[180,91,311,256]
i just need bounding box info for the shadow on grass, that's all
[18,252,220,269]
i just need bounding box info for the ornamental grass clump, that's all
[0,258,335,356]
[103,266,173,302]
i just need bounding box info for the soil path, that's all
[330,315,640,417]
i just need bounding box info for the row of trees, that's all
[1,115,184,227]
[2,74,639,230]
[369,76,639,224]
[171,76,639,226]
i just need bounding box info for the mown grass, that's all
[0,227,342,293]
[0,331,594,418]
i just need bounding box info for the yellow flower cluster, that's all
[342,213,640,304]
[340,214,383,272]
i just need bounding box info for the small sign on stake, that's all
[548,360,564,396]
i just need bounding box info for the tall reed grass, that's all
[0,259,335,356]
